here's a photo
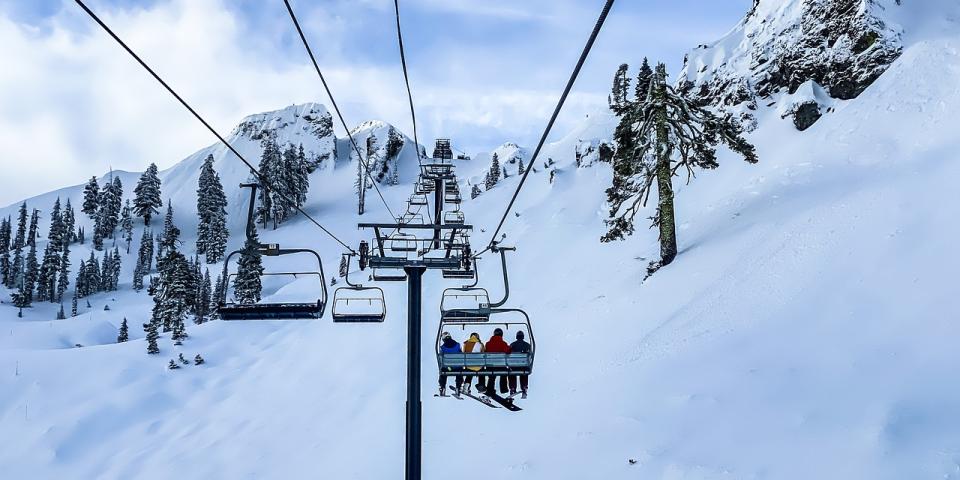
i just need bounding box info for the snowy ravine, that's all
[2,2,960,479]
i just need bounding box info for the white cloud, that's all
[0,0,750,206]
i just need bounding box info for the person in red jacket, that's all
[482,328,511,395]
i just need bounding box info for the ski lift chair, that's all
[443,210,465,225]
[388,232,418,253]
[400,212,425,225]
[218,184,328,321]
[436,310,535,376]
[410,194,429,207]
[373,267,407,282]
[442,268,475,279]
[440,287,491,322]
[444,191,462,205]
[332,255,386,323]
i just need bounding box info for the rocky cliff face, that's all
[679,0,903,130]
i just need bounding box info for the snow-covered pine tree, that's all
[152,207,191,337]
[139,227,154,273]
[77,226,84,245]
[27,209,39,248]
[196,154,228,263]
[194,268,212,324]
[38,199,66,302]
[48,198,64,248]
[503,166,509,179]
[609,63,632,116]
[56,242,70,303]
[22,240,38,304]
[518,158,525,175]
[37,243,58,302]
[62,199,76,244]
[56,303,66,320]
[75,260,87,298]
[385,129,403,186]
[143,321,159,354]
[602,62,758,267]
[471,184,482,200]
[133,163,163,225]
[96,173,122,240]
[485,154,501,190]
[212,273,224,312]
[168,359,180,369]
[185,254,201,315]
[0,217,9,286]
[82,176,100,220]
[274,144,297,225]
[161,201,177,250]
[107,247,122,291]
[120,200,134,253]
[295,144,311,205]
[257,135,281,229]
[179,353,189,365]
[86,251,101,294]
[8,245,23,290]
[117,318,129,342]
[133,263,144,292]
[92,214,104,251]
[71,291,78,317]
[13,203,26,249]
[233,228,264,304]
[338,255,348,279]
[194,354,205,365]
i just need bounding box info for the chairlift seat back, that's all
[218,301,323,320]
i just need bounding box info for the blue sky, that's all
[0,0,750,205]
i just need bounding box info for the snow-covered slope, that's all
[2,1,960,479]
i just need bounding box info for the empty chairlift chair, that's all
[410,194,429,207]
[388,232,418,253]
[218,184,328,320]
[443,210,465,225]
[332,255,386,323]
[444,190,462,205]
[440,287,491,322]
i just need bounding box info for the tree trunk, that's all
[656,147,677,266]
[656,112,677,267]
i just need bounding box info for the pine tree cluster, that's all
[484,153,501,191]
[195,155,229,264]
[5,198,79,313]
[256,135,310,229]
[74,248,122,299]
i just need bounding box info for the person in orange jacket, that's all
[461,332,485,394]
[482,328,511,395]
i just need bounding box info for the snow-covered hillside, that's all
[2,0,960,478]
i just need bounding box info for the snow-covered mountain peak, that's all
[679,0,904,130]
[232,102,334,147]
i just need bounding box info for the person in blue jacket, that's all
[438,332,463,397]
[508,330,531,399]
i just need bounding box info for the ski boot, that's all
[438,386,447,397]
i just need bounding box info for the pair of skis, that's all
[437,385,522,411]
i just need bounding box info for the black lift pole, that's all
[432,178,443,249]
[404,263,427,480]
